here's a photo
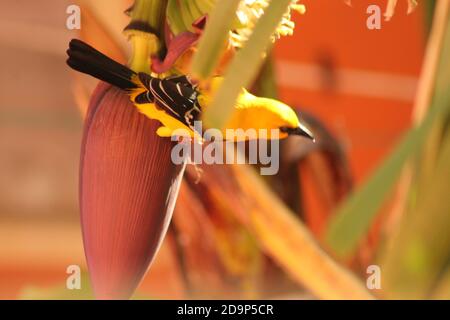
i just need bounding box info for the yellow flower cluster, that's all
[230,0,306,47]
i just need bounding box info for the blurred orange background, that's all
[0,0,426,299]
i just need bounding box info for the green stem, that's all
[126,0,167,73]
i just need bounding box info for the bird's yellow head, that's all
[198,77,314,141]
[225,92,315,141]
[253,96,314,140]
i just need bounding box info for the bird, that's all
[66,39,314,142]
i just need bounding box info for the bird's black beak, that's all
[280,124,315,141]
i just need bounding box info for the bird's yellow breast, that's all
[134,102,198,138]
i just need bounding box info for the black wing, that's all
[134,73,201,131]
[164,74,196,88]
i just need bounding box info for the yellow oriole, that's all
[67,39,314,141]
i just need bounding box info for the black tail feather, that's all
[66,39,137,90]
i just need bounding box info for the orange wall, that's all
[274,0,425,183]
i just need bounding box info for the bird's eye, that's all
[279,126,290,133]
